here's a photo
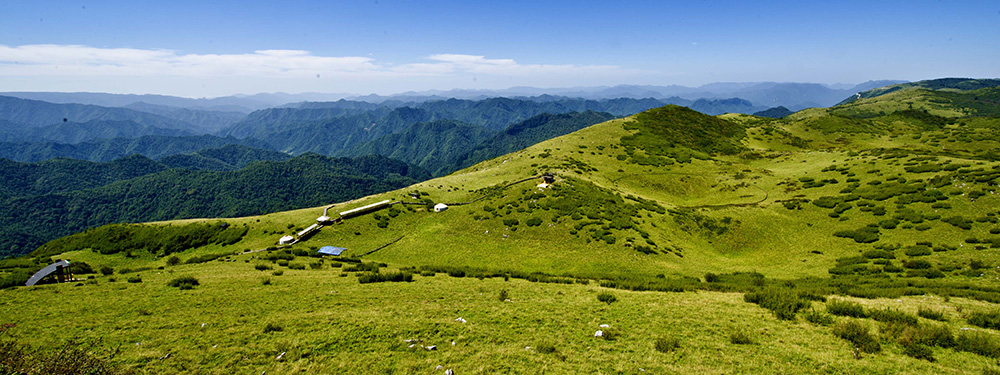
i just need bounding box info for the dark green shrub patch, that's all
[743,287,810,320]
[166,276,200,290]
[358,271,414,284]
[968,311,1000,330]
[904,245,933,257]
[833,226,880,243]
[826,299,868,318]
[869,308,918,325]
[918,307,947,321]
[654,337,680,353]
[803,310,835,326]
[833,320,881,353]
[956,331,1000,358]
[597,292,618,304]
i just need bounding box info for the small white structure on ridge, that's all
[434,203,449,212]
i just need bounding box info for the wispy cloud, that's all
[0,45,648,95]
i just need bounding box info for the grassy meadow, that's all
[4,84,1000,373]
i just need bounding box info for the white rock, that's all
[455,317,467,323]
[595,330,603,337]
[426,345,437,351]
[599,324,610,328]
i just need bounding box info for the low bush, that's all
[826,299,868,318]
[165,256,180,266]
[262,323,283,333]
[536,343,557,354]
[498,289,509,301]
[833,320,881,353]
[287,263,306,270]
[99,266,114,276]
[956,331,1000,358]
[803,311,835,326]
[743,287,810,320]
[126,275,142,283]
[271,270,284,276]
[654,337,680,353]
[968,311,1000,330]
[729,329,754,345]
[597,291,617,304]
[358,271,414,284]
[166,276,199,290]
[869,308,918,325]
[254,264,272,271]
[917,307,947,321]
[901,342,935,361]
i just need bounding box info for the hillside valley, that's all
[4,79,1000,374]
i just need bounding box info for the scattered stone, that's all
[425,345,437,351]
[445,369,454,375]
[594,330,603,337]
[436,365,444,370]
[599,324,610,328]
[276,352,285,360]
[455,317,467,323]
[160,352,172,360]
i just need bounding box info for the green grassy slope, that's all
[5,85,1000,373]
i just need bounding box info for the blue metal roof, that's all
[317,246,346,256]
[25,260,71,286]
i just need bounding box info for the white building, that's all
[433,203,448,212]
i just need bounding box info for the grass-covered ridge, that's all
[6,81,1000,373]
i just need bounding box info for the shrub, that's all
[166,276,199,290]
[254,264,272,271]
[803,311,835,326]
[704,272,720,283]
[902,342,935,361]
[904,245,933,257]
[869,308,918,326]
[918,307,947,321]
[833,320,881,353]
[287,263,306,270]
[744,287,809,320]
[536,343,557,354]
[165,256,181,266]
[654,337,680,353]
[447,269,466,278]
[956,331,1000,358]
[309,262,323,269]
[597,292,618,305]
[968,311,1000,330]
[263,323,283,333]
[126,275,142,283]
[99,266,114,276]
[358,271,414,284]
[261,277,271,285]
[826,299,868,318]
[894,323,956,348]
[502,218,519,227]
[526,218,543,227]
[729,329,754,345]
[598,326,621,341]
[271,270,284,276]
[498,289,509,301]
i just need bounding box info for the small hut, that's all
[278,235,295,245]
[25,260,73,286]
[433,203,448,212]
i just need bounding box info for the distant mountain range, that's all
[1,80,906,113]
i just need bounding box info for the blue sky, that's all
[1,0,998,97]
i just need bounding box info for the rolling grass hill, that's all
[4,80,1000,374]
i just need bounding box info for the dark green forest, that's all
[0,153,429,258]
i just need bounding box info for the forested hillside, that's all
[0,154,429,258]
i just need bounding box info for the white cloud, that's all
[0,45,648,96]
